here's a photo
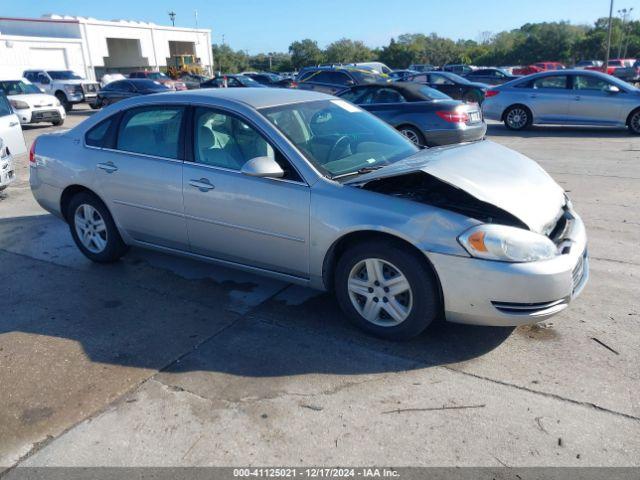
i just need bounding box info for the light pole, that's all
[168,11,176,27]
[604,0,615,71]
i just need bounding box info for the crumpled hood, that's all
[8,93,58,107]
[348,140,566,234]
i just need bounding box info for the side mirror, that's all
[241,156,284,179]
[605,84,620,94]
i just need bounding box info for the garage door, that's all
[28,48,68,69]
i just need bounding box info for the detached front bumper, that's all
[424,122,487,147]
[427,213,589,326]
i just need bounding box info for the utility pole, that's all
[604,0,614,70]
[168,11,176,27]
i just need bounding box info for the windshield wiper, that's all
[332,165,385,180]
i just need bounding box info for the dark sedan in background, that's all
[243,72,296,88]
[178,73,210,89]
[464,68,520,85]
[93,79,169,108]
[200,75,266,89]
[297,67,389,95]
[338,82,486,147]
[406,71,490,103]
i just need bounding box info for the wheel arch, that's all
[54,90,68,100]
[60,184,109,222]
[625,106,640,126]
[321,230,443,306]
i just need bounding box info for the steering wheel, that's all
[328,135,352,162]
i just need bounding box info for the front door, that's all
[91,105,188,249]
[182,107,310,277]
[0,94,27,156]
[568,75,627,125]
[428,73,463,100]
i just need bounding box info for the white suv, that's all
[23,70,100,112]
[0,78,66,126]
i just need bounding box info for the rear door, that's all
[90,105,189,249]
[182,106,310,277]
[0,94,27,156]
[528,75,571,123]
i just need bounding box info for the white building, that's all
[0,14,213,81]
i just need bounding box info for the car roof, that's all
[155,88,333,109]
[344,81,432,100]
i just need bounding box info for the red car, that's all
[585,58,636,75]
[128,71,187,91]
[513,62,566,76]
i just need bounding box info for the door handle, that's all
[9,121,19,127]
[189,178,215,192]
[97,162,118,173]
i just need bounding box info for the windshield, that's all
[135,80,169,90]
[261,99,418,178]
[48,71,82,80]
[0,80,41,95]
[440,72,471,84]
[146,72,170,80]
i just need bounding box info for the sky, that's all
[1,0,619,54]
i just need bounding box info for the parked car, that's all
[482,70,640,133]
[337,82,486,147]
[574,60,603,70]
[442,64,476,75]
[129,71,187,91]
[0,78,66,126]
[406,71,489,104]
[0,91,26,157]
[408,64,436,72]
[29,88,588,340]
[611,60,640,84]
[243,73,296,88]
[513,62,566,75]
[389,70,419,81]
[297,67,389,95]
[200,75,266,89]
[23,69,100,112]
[585,58,635,75]
[0,137,16,191]
[178,73,211,90]
[464,68,520,85]
[93,79,170,108]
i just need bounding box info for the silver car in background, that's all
[482,69,640,133]
[30,88,588,340]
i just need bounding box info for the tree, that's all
[211,44,249,73]
[288,39,324,69]
[324,38,373,64]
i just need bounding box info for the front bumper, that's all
[423,122,487,147]
[427,213,589,326]
[15,106,66,124]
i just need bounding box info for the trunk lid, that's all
[347,140,565,234]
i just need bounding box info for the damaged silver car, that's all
[30,88,588,340]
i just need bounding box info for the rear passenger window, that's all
[117,107,184,159]
[85,117,115,147]
[0,94,12,117]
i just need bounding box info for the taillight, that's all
[29,139,37,166]
[436,110,470,123]
[485,90,500,98]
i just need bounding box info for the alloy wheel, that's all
[400,129,421,145]
[630,112,640,133]
[74,204,108,254]
[347,258,413,327]
[506,107,528,129]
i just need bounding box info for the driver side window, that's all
[193,108,301,181]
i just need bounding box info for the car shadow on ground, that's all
[486,123,632,139]
[1,214,514,378]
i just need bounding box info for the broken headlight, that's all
[458,224,557,263]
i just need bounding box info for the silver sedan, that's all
[30,88,588,340]
[482,69,640,133]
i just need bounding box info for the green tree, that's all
[288,39,324,69]
[324,38,373,64]
[211,44,249,73]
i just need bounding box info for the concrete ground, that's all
[0,105,638,469]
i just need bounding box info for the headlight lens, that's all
[63,85,76,94]
[10,99,29,109]
[458,224,558,263]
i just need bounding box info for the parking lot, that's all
[0,105,639,469]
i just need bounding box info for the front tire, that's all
[55,92,72,112]
[503,105,532,130]
[67,192,128,263]
[628,109,640,135]
[334,241,440,340]
[463,90,482,104]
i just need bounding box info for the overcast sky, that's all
[3,0,618,54]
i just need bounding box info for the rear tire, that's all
[463,90,482,104]
[334,241,440,340]
[503,105,532,130]
[67,192,128,263]
[397,125,425,147]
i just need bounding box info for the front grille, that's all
[492,298,568,316]
[71,85,83,95]
[32,110,61,122]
